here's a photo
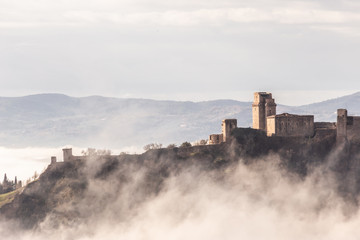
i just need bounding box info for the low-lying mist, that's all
[0,146,141,182]
[1,145,360,240]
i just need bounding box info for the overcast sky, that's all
[1,0,360,105]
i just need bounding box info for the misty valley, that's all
[2,0,360,238]
[1,92,360,239]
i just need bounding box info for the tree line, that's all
[0,174,22,194]
[143,139,208,151]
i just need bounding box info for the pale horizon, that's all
[2,0,360,107]
[0,90,356,106]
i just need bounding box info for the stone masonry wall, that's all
[267,114,314,137]
[347,116,360,141]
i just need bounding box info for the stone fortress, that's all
[50,91,360,163]
[50,148,87,164]
[209,92,360,144]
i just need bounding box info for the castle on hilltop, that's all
[49,91,360,164]
[209,92,360,144]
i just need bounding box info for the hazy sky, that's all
[1,0,360,105]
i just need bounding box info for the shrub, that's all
[143,143,163,151]
[180,142,192,148]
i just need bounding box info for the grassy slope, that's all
[0,188,23,208]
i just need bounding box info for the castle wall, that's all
[314,122,336,138]
[266,116,276,136]
[346,116,360,141]
[267,114,314,137]
[72,156,87,161]
[222,119,237,142]
[209,134,224,145]
[315,122,336,129]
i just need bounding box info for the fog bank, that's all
[0,146,141,182]
[1,151,359,239]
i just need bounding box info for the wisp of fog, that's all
[1,149,360,240]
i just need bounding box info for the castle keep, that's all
[252,92,276,132]
[209,91,360,144]
[251,92,315,137]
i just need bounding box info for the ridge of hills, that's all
[0,92,359,148]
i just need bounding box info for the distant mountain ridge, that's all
[0,92,358,148]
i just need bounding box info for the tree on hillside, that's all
[96,149,112,155]
[143,143,163,151]
[167,144,177,149]
[26,178,31,186]
[32,171,39,181]
[1,173,16,193]
[2,174,9,192]
[17,180,22,189]
[82,148,111,156]
[180,142,192,148]
[3,173,8,185]
[194,139,208,146]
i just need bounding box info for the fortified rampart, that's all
[209,134,223,145]
[266,113,314,137]
[209,119,237,145]
[209,91,360,144]
[52,92,360,157]
[49,148,88,165]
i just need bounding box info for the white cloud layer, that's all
[1,1,360,27]
[0,0,360,101]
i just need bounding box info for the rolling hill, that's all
[0,92,358,148]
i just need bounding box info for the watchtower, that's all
[252,92,276,131]
[222,119,237,142]
[337,109,348,141]
[209,134,224,145]
[51,156,57,164]
[63,148,73,162]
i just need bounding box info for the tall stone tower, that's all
[63,148,73,162]
[337,109,348,141]
[252,92,276,131]
[222,119,237,142]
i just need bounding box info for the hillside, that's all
[0,94,251,147]
[1,129,360,231]
[0,92,359,148]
